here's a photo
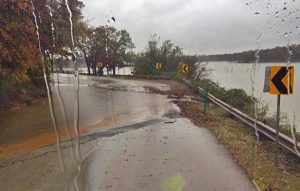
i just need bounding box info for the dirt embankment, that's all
[144,80,198,99]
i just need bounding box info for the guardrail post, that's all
[204,87,209,115]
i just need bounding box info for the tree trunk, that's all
[112,63,116,75]
[82,49,91,75]
[93,60,96,75]
[92,62,95,75]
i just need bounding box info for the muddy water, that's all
[0,75,170,158]
[0,99,51,144]
[71,66,134,75]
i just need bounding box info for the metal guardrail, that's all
[182,79,300,157]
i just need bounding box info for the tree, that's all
[76,21,92,74]
[105,27,135,75]
[0,0,85,106]
[0,0,40,84]
[76,25,135,75]
[159,40,183,74]
[133,35,199,79]
[133,35,161,75]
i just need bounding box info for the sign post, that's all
[275,94,280,166]
[264,65,294,166]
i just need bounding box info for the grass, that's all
[176,100,300,191]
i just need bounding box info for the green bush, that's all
[193,79,226,98]
[222,89,254,113]
[0,75,16,103]
[193,79,266,117]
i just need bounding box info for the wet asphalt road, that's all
[0,75,256,191]
[77,117,256,191]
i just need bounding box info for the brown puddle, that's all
[0,76,171,159]
[0,104,169,159]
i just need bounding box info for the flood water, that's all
[64,66,134,76]
[0,74,171,158]
[206,62,300,131]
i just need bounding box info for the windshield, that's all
[1,0,300,191]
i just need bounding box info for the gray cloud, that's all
[82,0,300,54]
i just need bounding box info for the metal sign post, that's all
[275,95,280,166]
[264,65,294,167]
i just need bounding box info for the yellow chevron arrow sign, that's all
[182,64,189,74]
[270,66,294,95]
[156,63,162,70]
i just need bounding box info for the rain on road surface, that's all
[0,75,256,191]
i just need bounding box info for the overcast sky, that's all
[82,0,300,55]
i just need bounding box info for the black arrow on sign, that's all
[183,65,188,73]
[271,67,288,94]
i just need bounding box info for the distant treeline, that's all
[198,44,300,63]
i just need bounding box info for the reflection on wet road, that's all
[0,75,256,190]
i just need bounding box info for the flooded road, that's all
[0,74,170,157]
[0,75,256,190]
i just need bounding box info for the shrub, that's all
[222,89,254,113]
[0,75,16,104]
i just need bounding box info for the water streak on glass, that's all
[46,4,77,165]
[29,0,66,183]
[291,111,300,156]
[64,0,81,190]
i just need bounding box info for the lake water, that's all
[64,66,134,76]
[206,62,300,131]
